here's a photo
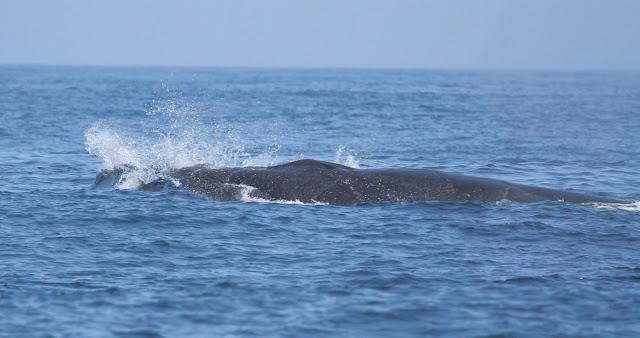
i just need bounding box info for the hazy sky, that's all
[1,0,639,69]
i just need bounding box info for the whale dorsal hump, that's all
[269,159,355,170]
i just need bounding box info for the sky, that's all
[1,0,639,70]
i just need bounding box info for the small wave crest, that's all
[592,201,640,212]
[241,193,329,206]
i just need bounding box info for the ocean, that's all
[1,65,639,337]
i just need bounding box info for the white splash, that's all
[84,99,278,189]
[231,184,328,205]
[334,145,360,168]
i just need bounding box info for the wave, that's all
[238,184,329,205]
[592,201,640,212]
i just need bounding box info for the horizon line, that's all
[1,61,639,73]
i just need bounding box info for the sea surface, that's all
[1,65,639,337]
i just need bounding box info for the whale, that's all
[94,159,625,205]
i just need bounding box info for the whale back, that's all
[95,159,625,205]
[268,159,355,170]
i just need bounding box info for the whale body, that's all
[95,159,625,205]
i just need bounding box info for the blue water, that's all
[1,65,640,337]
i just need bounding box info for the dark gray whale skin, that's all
[97,159,625,205]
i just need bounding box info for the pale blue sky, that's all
[1,0,639,69]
